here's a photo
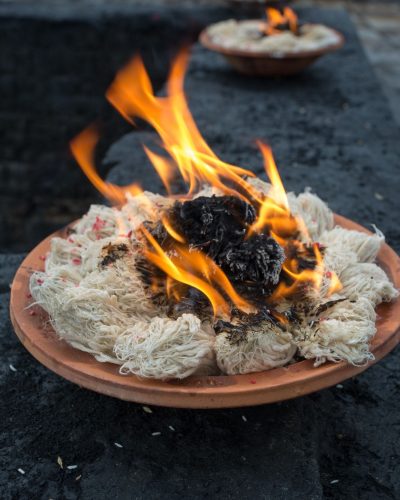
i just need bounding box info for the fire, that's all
[106,51,258,203]
[270,243,342,301]
[270,243,323,301]
[70,49,340,318]
[140,225,255,318]
[265,7,298,36]
[70,125,143,205]
[248,142,294,238]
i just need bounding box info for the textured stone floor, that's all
[301,0,400,125]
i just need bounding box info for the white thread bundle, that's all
[320,226,384,263]
[114,314,216,379]
[215,326,296,375]
[294,298,377,366]
[340,263,398,305]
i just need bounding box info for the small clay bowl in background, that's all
[199,27,345,77]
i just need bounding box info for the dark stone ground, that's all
[1,6,399,500]
[0,1,233,252]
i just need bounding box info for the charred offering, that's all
[138,194,321,335]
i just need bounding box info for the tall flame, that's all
[265,7,298,36]
[70,49,340,318]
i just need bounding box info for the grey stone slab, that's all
[0,254,25,293]
[0,1,234,252]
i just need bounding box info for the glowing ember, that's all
[70,50,341,319]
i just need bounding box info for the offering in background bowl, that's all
[200,7,344,76]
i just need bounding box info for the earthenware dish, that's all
[10,215,400,408]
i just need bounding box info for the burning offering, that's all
[200,7,344,76]
[204,7,341,55]
[27,52,397,383]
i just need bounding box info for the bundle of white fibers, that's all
[73,204,122,240]
[114,314,216,379]
[340,263,398,306]
[296,191,334,240]
[246,177,271,194]
[214,325,296,375]
[320,226,384,263]
[284,195,397,367]
[122,191,174,228]
[30,228,217,377]
[294,298,377,366]
[30,244,158,360]
[322,246,358,278]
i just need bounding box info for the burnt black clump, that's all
[171,195,256,257]
[168,287,211,319]
[285,241,323,272]
[100,242,129,268]
[219,234,284,294]
[169,195,284,296]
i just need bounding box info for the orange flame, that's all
[269,243,341,302]
[140,225,255,318]
[248,142,295,238]
[106,50,260,203]
[265,6,298,36]
[161,214,186,244]
[70,124,143,205]
[70,49,340,318]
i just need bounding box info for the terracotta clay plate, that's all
[199,27,345,76]
[10,215,400,408]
